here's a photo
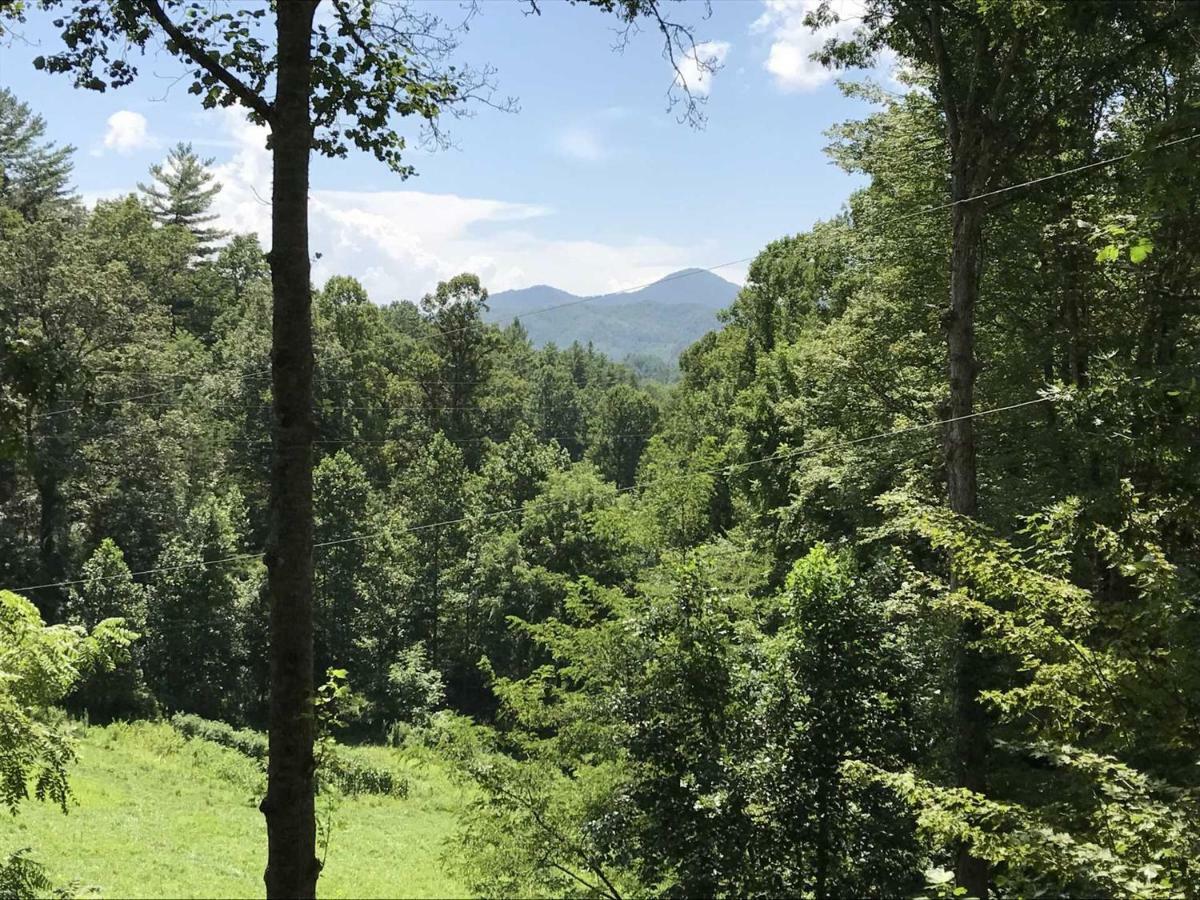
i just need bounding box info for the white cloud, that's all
[101,110,153,154]
[555,126,607,162]
[752,0,863,93]
[674,40,731,98]
[202,109,721,301]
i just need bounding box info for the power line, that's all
[3,395,1051,593]
[225,432,657,447]
[893,131,1200,221]
[99,404,489,413]
[429,130,1200,340]
[38,368,494,419]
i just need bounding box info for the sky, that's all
[0,0,885,302]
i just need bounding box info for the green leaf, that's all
[1095,244,1120,263]
[1130,237,1153,264]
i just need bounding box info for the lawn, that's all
[0,722,471,898]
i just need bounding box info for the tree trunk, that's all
[946,193,989,899]
[260,2,319,897]
[29,408,66,622]
[34,466,64,618]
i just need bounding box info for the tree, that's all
[813,3,1194,891]
[0,588,132,815]
[0,196,177,617]
[752,546,922,898]
[18,3,501,890]
[0,88,73,217]
[313,450,414,730]
[65,539,153,721]
[145,491,258,721]
[586,382,658,488]
[138,141,228,257]
[402,433,470,669]
[420,273,494,460]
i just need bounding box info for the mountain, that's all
[485,269,741,372]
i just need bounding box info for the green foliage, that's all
[384,644,445,728]
[0,88,73,216]
[4,29,1200,895]
[138,142,227,256]
[145,491,260,721]
[170,713,268,762]
[0,590,133,815]
[170,710,409,800]
[0,847,60,900]
[65,540,154,722]
[314,450,414,721]
[586,382,658,488]
[446,549,923,896]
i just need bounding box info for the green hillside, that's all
[510,300,719,364]
[0,723,467,899]
[484,269,741,368]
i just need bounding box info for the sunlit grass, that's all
[0,722,469,898]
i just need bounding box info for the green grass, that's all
[0,722,471,898]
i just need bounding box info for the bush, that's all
[170,713,267,760]
[319,754,408,799]
[383,643,445,728]
[169,713,407,799]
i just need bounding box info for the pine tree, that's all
[138,142,228,256]
[0,88,73,216]
[65,539,154,722]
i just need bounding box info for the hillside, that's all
[484,269,741,367]
[0,723,466,899]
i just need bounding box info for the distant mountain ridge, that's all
[485,269,741,372]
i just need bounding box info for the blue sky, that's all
[0,0,882,300]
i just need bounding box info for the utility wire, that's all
[3,395,1051,593]
[892,131,1200,221]
[426,130,1200,340]
[38,367,494,419]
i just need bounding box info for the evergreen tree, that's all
[145,492,258,720]
[65,539,154,721]
[138,142,228,257]
[0,88,73,216]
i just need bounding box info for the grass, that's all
[0,722,471,898]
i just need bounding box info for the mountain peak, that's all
[484,268,741,367]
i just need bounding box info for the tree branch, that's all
[482,773,623,900]
[927,2,961,152]
[136,0,274,123]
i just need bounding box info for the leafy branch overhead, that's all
[32,0,512,175]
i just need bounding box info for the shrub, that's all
[169,713,407,798]
[170,713,267,760]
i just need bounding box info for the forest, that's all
[1,1,1199,898]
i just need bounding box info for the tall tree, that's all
[145,491,256,721]
[16,1,499,892]
[420,273,493,462]
[0,197,177,618]
[0,88,73,216]
[815,3,1192,891]
[138,141,228,257]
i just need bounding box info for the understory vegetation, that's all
[2,1,1200,896]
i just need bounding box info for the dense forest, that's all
[2,0,1200,898]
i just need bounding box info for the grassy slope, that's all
[0,723,469,898]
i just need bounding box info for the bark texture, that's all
[946,195,989,900]
[260,2,320,896]
[930,4,991,892]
